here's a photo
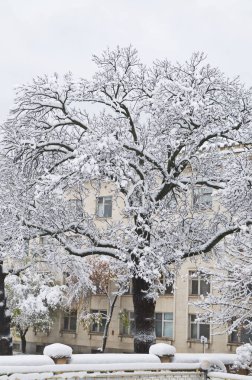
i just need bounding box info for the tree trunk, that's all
[132,277,156,353]
[101,295,118,352]
[20,332,27,353]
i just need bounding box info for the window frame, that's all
[96,196,112,218]
[68,198,83,218]
[228,321,252,344]
[119,310,135,336]
[188,314,210,341]
[62,311,77,333]
[189,271,210,296]
[90,309,107,334]
[193,186,212,210]
[155,312,174,339]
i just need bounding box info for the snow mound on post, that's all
[43,343,72,359]
[200,359,227,373]
[149,343,176,357]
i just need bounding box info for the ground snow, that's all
[149,343,176,356]
[43,343,72,358]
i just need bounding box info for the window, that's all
[96,196,112,218]
[119,311,135,336]
[164,192,177,211]
[62,311,77,332]
[155,312,173,338]
[90,310,107,333]
[193,187,212,210]
[189,314,210,341]
[68,199,83,218]
[123,280,133,295]
[229,321,252,344]
[119,311,173,338]
[36,344,45,354]
[160,276,174,295]
[189,271,210,296]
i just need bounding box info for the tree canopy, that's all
[1,46,252,352]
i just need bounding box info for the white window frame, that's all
[120,310,135,336]
[62,311,77,332]
[68,199,83,218]
[155,312,173,338]
[189,314,210,341]
[193,187,212,210]
[189,271,210,296]
[96,196,112,218]
[90,309,107,333]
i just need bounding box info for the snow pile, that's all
[43,343,72,359]
[234,343,252,371]
[200,359,226,373]
[149,343,176,357]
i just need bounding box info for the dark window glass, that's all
[96,196,112,218]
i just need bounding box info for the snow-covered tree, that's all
[72,256,128,352]
[193,228,252,342]
[5,268,65,353]
[1,46,252,352]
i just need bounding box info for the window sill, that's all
[118,334,134,340]
[89,332,104,336]
[95,216,112,220]
[227,342,240,346]
[187,340,210,348]
[156,337,174,343]
[60,330,77,338]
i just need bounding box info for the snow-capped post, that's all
[0,261,12,355]
[149,343,176,363]
[43,343,72,364]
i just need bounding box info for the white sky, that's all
[1,0,252,122]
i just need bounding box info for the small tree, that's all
[65,256,127,352]
[6,268,64,353]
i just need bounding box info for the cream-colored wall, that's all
[19,255,237,354]
[14,181,239,354]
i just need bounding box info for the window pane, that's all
[200,279,210,295]
[164,313,173,321]
[191,323,198,339]
[199,324,210,339]
[241,326,252,343]
[155,320,162,337]
[229,330,238,343]
[70,316,77,331]
[91,322,99,332]
[104,204,112,217]
[63,317,69,330]
[191,279,199,295]
[97,198,104,217]
[163,321,173,337]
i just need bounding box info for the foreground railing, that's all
[0,363,203,380]
[1,362,252,380]
[208,372,252,380]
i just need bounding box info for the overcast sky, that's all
[1,0,252,122]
